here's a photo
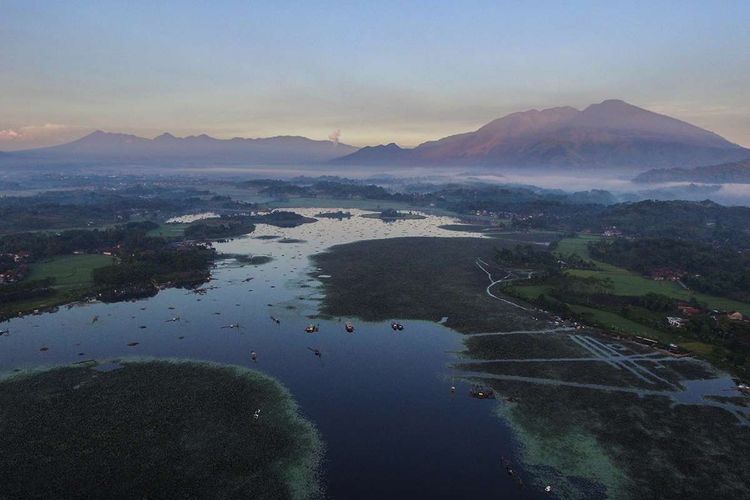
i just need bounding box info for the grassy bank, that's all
[0,359,322,499]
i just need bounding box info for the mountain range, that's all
[334,100,749,170]
[634,159,750,184]
[1,131,357,166]
[2,99,747,170]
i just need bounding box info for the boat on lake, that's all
[469,386,495,399]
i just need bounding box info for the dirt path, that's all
[474,257,531,311]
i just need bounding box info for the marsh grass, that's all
[0,359,322,499]
[312,236,539,333]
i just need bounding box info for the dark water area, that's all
[0,210,547,499]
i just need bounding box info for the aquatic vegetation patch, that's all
[485,378,750,499]
[464,332,586,360]
[438,223,497,233]
[461,359,672,389]
[360,209,426,221]
[0,359,322,499]
[312,237,539,333]
[499,402,625,499]
[222,253,274,265]
[314,211,352,219]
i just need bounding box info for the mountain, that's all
[334,143,405,165]
[6,131,357,166]
[334,100,749,170]
[634,158,750,184]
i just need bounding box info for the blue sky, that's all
[1,0,749,149]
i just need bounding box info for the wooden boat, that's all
[469,386,495,399]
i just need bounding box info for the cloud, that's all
[0,129,21,139]
[0,124,88,150]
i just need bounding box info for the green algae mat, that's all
[0,359,322,499]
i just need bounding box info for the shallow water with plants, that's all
[1,209,748,499]
[0,359,322,499]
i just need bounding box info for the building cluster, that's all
[650,268,685,282]
[472,209,517,222]
[0,252,31,284]
[666,301,747,328]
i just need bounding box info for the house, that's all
[677,303,701,316]
[651,268,683,281]
[11,252,30,263]
[726,311,745,321]
[667,316,686,328]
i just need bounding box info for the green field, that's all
[27,254,114,290]
[568,304,671,342]
[554,234,601,258]
[1,254,114,319]
[556,237,750,314]
[147,222,188,238]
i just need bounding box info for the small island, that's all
[183,215,256,240]
[314,211,353,220]
[242,255,274,265]
[0,359,322,499]
[223,253,274,265]
[360,208,426,221]
[183,211,316,241]
[253,210,318,228]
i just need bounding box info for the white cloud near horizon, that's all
[0,124,91,151]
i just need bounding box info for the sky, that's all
[1,0,749,150]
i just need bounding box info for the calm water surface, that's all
[0,209,544,499]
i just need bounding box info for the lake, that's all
[0,209,544,499]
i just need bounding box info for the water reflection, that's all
[0,208,745,499]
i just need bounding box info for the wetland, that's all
[1,207,749,499]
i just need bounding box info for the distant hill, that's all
[3,131,357,166]
[333,100,749,170]
[634,159,750,184]
[335,143,406,165]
